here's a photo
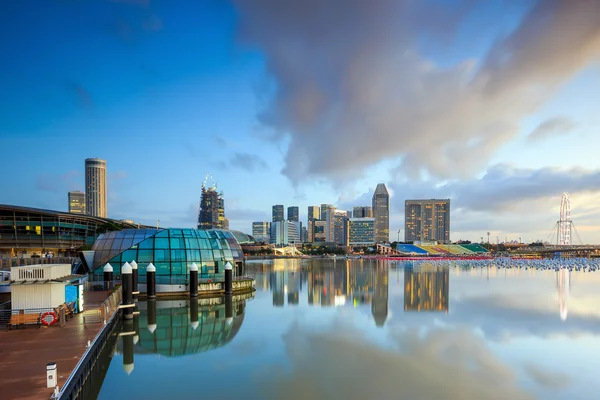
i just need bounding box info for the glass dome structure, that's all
[90,228,244,282]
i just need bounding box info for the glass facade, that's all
[91,228,244,283]
[0,204,138,257]
[348,218,375,246]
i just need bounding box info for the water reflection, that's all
[557,269,570,321]
[120,294,253,359]
[404,264,449,312]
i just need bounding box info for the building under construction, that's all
[197,174,229,230]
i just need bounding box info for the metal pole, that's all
[224,261,233,295]
[103,263,113,291]
[122,262,133,320]
[189,263,198,298]
[130,260,139,301]
[146,263,156,299]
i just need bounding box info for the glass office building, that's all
[90,228,244,282]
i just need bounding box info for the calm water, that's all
[96,259,600,400]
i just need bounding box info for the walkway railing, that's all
[83,286,122,325]
[0,257,76,269]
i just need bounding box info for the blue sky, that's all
[1,0,599,243]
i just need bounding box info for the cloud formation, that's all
[234,0,600,184]
[528,117,576,142]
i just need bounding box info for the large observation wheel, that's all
[558,193,571,245]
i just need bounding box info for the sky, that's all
[1,0,599,243]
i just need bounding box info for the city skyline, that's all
[1,1,600,243]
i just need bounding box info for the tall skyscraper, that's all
[320,204,334,221]
[405,199,450,243]
[287,206,299,222]
[353,206,373,218]
[272,205,284,222]
[198,177,227,229]
[307,206,320,221]
[85,158,107,218]
[372,183,389,243]
[68,191,86,214]
[326,209,349,244]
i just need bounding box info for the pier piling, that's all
[224,261,233,295]
[103,263,113,291]
[130,260,139,301]
[122,262,133,320]
[146,263,156,299]
[190,263,198,298]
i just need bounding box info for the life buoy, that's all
[41,311,57,326]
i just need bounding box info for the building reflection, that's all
[126,294,253,358]
[557,269,570,321]
[404,264,449,312]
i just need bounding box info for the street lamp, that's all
[397,229,401,242]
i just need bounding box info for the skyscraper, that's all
[405,199,450,243]
[372,183,389,243]
[307,206,320,221]
[68,191,86,214]
[326,209,349,244]
[272,205,284,222]
[353,206,373,218]
[320,204,334,221]
[287,206,299,222]
[85,158,107,218]
[198,178,227,229]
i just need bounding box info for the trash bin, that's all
[46,362,57,388]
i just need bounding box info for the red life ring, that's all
[41,311,57,326]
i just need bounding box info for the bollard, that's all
[146,263,156,299]
[46,362,57,388]
[225,294,233,326]
[189,263,198,298]
[130,260,139,300]
[122,262,133,320]
[147,299,157,334]
[122,319,135,375]
[103,263,113,291]
[224,261,233,295]
[190,298,199,330]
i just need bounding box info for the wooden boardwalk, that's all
[0,291,112,400]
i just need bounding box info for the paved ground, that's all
[0,291,111,400]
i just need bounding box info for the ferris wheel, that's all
[558,193,571,245]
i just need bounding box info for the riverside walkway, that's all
[0,291,114,400]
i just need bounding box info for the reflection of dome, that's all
[134,298,247,357]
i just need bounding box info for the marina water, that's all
[96,258,600,400]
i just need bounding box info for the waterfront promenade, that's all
[0,291,112,400]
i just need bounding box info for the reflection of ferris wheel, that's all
[559,193,571,245]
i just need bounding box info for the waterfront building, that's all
[85,158,107,218]
[308,220,327,243]
[272,205,284,222]
[0,204,142,259]
[320,204,335,221]
[89,228,245,282]
[372,183,389,243]
[307,206,320,221]
[270,220,301,245]
[68,191,86,214]
[405,199,450,243]
[353,206,373,218]
[326,209,349,245]
[287,206,299,222]
[252,222,271,243]
[348,218,375,247]
[197,184,227,230]
[404,266,449,312]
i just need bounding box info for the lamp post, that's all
[397,229,401,242]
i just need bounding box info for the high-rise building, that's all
[353,206,373,218]
[287,206,299,222]
[308,220,327,243]
[270,220,301,245]
[307,206,320,221]
[326,209,349,244]
[85,158,107,218]
[198,178,227,229]
[68,191,86,214]
[252,222,271,243]
[404,199,450,243]
[272,205,284,222]
[347,218,375,247]
[372,183,389,243]
[320,204,334,221]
